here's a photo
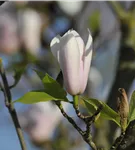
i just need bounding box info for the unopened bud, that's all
[117,88,129,132]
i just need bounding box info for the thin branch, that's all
[0,59,27,150]
[110,131,125,150]
[73,95,103,150]
[85,104,103,125]
[55,101,100,150]
[55,101,84,136]
[83,104,103,150]
[56,72,103,150]
[117,120,135,150]
[110,120,135,150]
[73,95,103,125]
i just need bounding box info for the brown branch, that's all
[55,101,84,136]
[56,71,103,150]
[110,131,125,150]
[84,104,103,150]
[117,120,135,150]
[0,59,27,150]
[55,101,102,150]
[72,96,103,150]
[110,120,135,150]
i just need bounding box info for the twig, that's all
[73,95,103,150]
[110,120,135,150]
[85,104,103,126]
[117,120,135,150]
[73,95,103,125]
[110,131,125,150]
[55,101,84,136]
[83,104,103,150]
[55,100,99,150]
[56,72,102,149]
[84,104,103,146]
[0,59,27,150]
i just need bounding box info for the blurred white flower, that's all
[57,1,84,16]
[0,13,19,55]
[19,102,68,143]
[19,9,42,56]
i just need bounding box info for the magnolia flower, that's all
[50,29,93,95]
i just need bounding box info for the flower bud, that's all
[117,88,129,132]
[50,29,93,95]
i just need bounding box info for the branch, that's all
[84,104,103,150]
[117,120,135,150]
[73,95,103,125]
[72,95,103,150]
[110,131,125,150]
[110,120,135,150]
[55,101,84,136]
[0,59,27,150]
[56,72,103,150]
[55,101,102,150]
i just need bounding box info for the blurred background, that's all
[0,1,135,150]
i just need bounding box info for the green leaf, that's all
[13,91,61,104]
[128,91,135,123]
[10,65,27,89]
[34,70,67,101]
[82,97,120,126]
[34,69,45,80]
[42,73,67,101]
[14,71,68,104]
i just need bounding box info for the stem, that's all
[110,132,125,150]
[73,95,79,109]
[0,59,27,150]
[56,73,99,150]
[55,101,98,150]
[55,101,84,136]
[73,95,85,120]
[112,120,135,150]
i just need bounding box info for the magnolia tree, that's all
[1,1,135,150]
[0,28,135,150]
